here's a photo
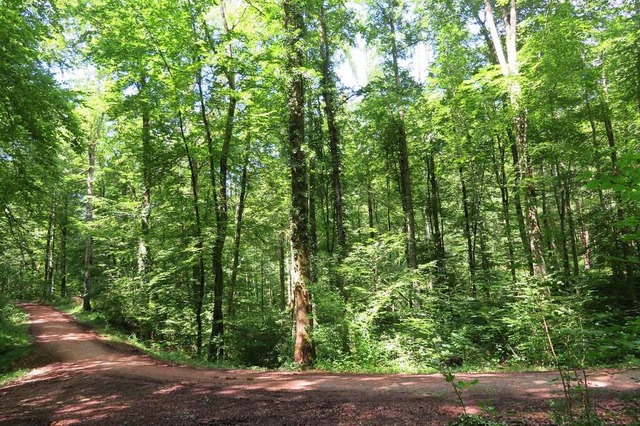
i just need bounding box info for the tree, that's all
[284,0,314,366]
[480,0,546,276]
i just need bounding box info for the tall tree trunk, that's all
[523,153,546,276]
[319,5,346,253]
[603,108,636,300]
[83,139,96,312]
[284,0,313,366]
[509,139,533,275]
[492,137,516,281]
[427,154,446,280]
[227,137,251,318]
[539,171,557,272]
[138,77,152,283]
[552,161,571,283]
[279,231,287,312]
[584,95,606,208]
[178,111,206,356]
[478,210,490,273]
[460,166,476,279]
[44,202,55,298]
[319,5,347,297]
[574,199,591,271]
[384,5,418,271]
[60,201,68,297]
[564,177,580,277]
[309,152,319,257]
[386,175,392,232]
[186,5,231,360]
[207,9,238,360]
[483,0,545,276]
[367,179,375,239]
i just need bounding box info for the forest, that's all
[1,0,639,373]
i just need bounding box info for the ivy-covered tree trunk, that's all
[284,0,313,366]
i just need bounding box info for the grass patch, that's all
[0,301,33,385]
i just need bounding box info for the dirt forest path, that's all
[0,304,638,425]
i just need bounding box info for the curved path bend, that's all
[0,304,638,425]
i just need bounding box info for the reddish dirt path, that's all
[0,304,638,425]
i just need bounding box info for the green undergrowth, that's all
[54,299,241,371]
[0,300,33,385]
[53,298,640,376]
[312,358,564,375]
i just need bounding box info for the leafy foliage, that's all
[0,299,32,381]
[0,0,638,384]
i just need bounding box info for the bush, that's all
[226,313,288,368]
[0,299,32,377]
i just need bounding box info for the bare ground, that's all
[0,304,638,425]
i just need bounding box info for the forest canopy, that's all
[1,0,639,371]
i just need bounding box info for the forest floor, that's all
[0,304,639,425]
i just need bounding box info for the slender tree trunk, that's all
[396,127,418,270]
[478,211,490,273]
[48,218,55,296]
[319,5,347,297]
[227,137,251,319]
[309,152,319,257]
[138,77,152,283]
[83,139,96,312]
[279,232,287,312]
[575,199,591,271]
[319,14,346,252]
[385,8,418,271]
[60,202,68,297]
[367,180,375,239]
[187,8,230,360]
[539,172,557,272]
[484,0,545,276]
[564,178,580,277]
[552,161,571,283]
[284,0,313,366]
[492,137,516,281]
[584,95,605,208]
[178,111,206,356]
[520,126,546,276]
[44,202,55,298]
[510,140,533,275]
[427,154,445,280]
[460,166,476,279]
[603,108,636,300]
[208,27,237,360]
[386,175,392,232]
